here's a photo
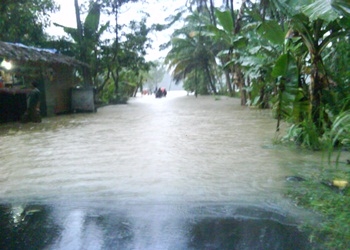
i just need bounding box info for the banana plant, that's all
[243,19,286,108]
[209,9,248,98]
[250,0,349,149]
[275,0,349,128]
[54,1,109,85]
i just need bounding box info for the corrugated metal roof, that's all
[0,41,88,67]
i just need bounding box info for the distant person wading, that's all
[21,81,42,123]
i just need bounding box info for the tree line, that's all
[165,0,350,152]
[0,0,164,103]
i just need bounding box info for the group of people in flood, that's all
[140,87,167,98]
[155,87,167,98]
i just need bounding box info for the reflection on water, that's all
[0,204,312,250]
[0,204,60,250]
[0,91,325,249]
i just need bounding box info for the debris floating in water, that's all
[285,176,306,182]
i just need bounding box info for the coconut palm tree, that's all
[165,12,218,95]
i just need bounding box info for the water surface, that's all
[0,92,325,249]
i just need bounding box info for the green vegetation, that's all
[0,0,58,45]
[1,0,155,104]
[165,0,350,152]
[286,166,350,249]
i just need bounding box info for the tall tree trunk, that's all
[224,68,233,96]
[306,20,326,129]
[209,0,216,26]
[233,0,246,105]
[234,65,246,105]
[309,55,323,127]
[247,76,251,105]
[74,0,83,46]
[113,0,120,95]
[206,66,217,94]
[229,0,235,26]
[74,0,93,86]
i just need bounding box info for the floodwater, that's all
[0,91,329,249]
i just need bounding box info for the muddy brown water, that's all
[0,91,328,249]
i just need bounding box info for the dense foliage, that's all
[0,0,58,45]
[0,0,154,104]
[165,0,350,152]
[51,0,153,102]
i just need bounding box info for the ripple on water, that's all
[0,94,327,212]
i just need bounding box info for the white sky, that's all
[46,0,243,61]
[46,0,185,61]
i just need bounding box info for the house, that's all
[0,41,90,123]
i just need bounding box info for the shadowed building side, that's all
[0,41,89,123]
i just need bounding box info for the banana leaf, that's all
[84,2,100,38]
[256,20,286,45]
[302,0,339,22]
[215,9,234,33]
[332,0,350,18]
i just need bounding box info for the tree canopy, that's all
[0,0,58,45]
[164,0,350,149]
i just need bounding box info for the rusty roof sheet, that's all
[0,41,88,67]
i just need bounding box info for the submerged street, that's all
[0,92,322,249]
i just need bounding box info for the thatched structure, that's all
[0,41,87,67]
[0,41,90,123]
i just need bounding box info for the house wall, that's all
[44,64,78,116]
[0,50,85,122]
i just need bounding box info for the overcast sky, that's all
[47,0,186,61]
[46,0,242,61]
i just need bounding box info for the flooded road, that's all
[0,92,323,249]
